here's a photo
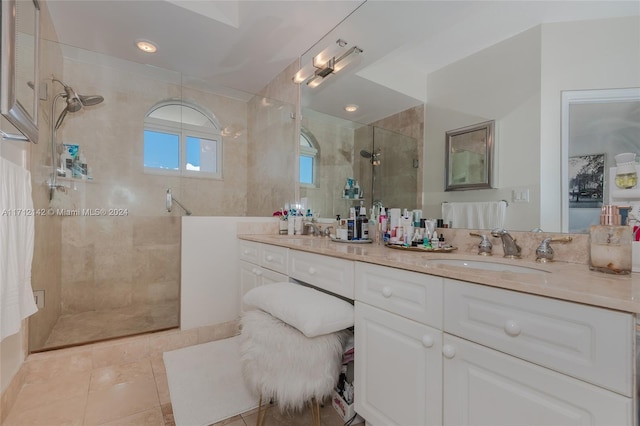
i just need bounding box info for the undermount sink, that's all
[424,259,549,274]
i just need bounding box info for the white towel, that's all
[442,201,507,229]
[0,157,37,341]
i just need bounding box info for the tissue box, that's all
[332,390,363,424]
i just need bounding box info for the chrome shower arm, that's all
[166,189,192,216]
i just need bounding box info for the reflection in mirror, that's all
[562,88,640,233]
[300,106,422,219]
[445,120,494,191]
[1,0,39,142]
[297,1,639,232]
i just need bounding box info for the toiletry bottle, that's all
[431,231,439,248]
[60,149,73,177]
[287,215,294,235]
[439,233,445,248]
[347,218,355,240]
[354,181,361,199]
[360,206,369,240]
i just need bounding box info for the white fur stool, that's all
[239,282,354,426]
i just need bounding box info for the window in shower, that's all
[300,129,318,186]
[144,100,222,179]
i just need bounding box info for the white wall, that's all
[423,26,542,231]
[180,216,276,330]
[539,16,640,232]
[423,16,640,233]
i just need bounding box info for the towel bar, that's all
[442,199,509,207]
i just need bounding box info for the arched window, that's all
[300,129,318,186]
[143,99,222,179]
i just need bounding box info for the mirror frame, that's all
[1,0,40,143]
[445,120,494,191]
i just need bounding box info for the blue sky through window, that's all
[144,130,179,170]
[300,155,313,184]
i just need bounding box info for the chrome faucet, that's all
[491,229,521,258]
[303,222,321,236]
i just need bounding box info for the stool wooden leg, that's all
[256,394,269,426]
[310,398,321,426]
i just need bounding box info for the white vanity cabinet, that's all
[288,249,354,299]
[443,333,632,425]
[238,240,288,312]
[443,279,635,425]
[354,262,444,426]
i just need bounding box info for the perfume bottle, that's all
[614,152,638,189]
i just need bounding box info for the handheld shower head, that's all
[52,78,104,130]
[63,86,82,112]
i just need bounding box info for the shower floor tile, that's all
[40,302,179,350]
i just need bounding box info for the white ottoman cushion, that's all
[243,282,354,337]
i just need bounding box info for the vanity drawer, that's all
[260,244,288,274]
[288,250,354,299]
[355,262,443,329]
[444,279,634,397]
[238,240,260,264]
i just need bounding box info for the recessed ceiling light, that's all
[136,39,158,54]
[344,104,358,112]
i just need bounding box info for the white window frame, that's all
[143,100,222,180]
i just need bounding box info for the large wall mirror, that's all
[561,88,640,233]
[296,1,639,233]
[1,0,40,142]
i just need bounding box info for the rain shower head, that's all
[360,149,381,165]
[52,78,104,130]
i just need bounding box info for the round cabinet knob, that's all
[442,344,456,359]
[422,335,434,348]
[308,267,317,275]
[382,286,393,298]
[266,255,273,261]
[504,319,521,337]
[243,249,250,255]
[255,269,263,276]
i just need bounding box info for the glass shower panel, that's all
[29,39,185,351]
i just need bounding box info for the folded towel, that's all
[0,158,37,341]
[442,201,507,229]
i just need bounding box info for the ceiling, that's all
[43,1,639,122]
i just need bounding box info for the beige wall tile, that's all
[148,329,198,355]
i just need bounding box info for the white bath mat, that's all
[163,335,258,426]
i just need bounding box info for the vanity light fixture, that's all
[293,39,362,88]
[135,39,158,54]
[344,104,359,112]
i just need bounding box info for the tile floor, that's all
[3,329,347,426]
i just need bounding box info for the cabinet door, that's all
[355,302,442,426]
[239,260,261,313]
[443,334,632,426]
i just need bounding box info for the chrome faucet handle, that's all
[490,228,521,258]
[535,236,573,263]
[323,226,334,237]
[469,232,492,256]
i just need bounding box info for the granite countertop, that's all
[239,234,640,315]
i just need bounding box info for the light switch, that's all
[512,188,530,203]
